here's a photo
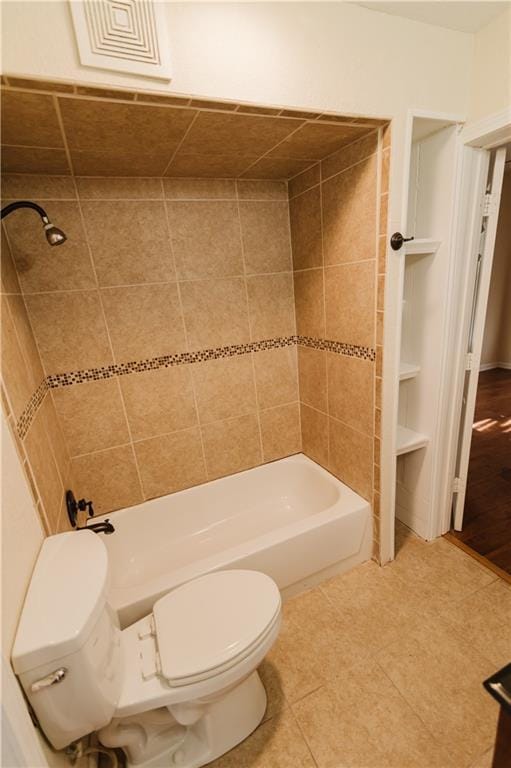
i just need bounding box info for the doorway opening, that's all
[448,145,511,577]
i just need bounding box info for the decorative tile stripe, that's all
[14,335,375,438]
[296,336,375,361]
[16,378,49,440]
[45,337,298,388]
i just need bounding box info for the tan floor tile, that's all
[294,659,458,768]
[389,535,496,609]
[376,617,498,766]
[320,559,423,656]
[208,708,315,768]
[437,578,511,668]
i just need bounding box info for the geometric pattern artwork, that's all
[69,0,172,80]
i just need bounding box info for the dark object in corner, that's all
[483,662,511,767]
[66,489,115,535]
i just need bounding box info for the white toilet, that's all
[12,531,281,767]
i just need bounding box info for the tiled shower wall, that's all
[1,174,300,525]
[1,128,388,545]
[290,128,390,553]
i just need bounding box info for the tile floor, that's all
[210,523,511,768]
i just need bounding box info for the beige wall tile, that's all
[1,91,63,147]
[71,445,143,515]
[300,403,328,467]
[380,193,389,236]
[5,294,44,390]
[3,201,96,293]
[192,355,256,424]
[327,353,374,435]
[1,226,21,294]
[378,273,385,311]
[269,122,369,160]
[288,163,320,199]
[39,394,71,487]
[101,283,186,362]
[52,378,130,456]
[180,277,250,351]
[69,149,168,177]
[166,153,258,179]
[26,290,113,374]
[289,187,323,270]
[253,346,298,409]
[202,413,262,480]
[325,262,375,347]
[134,427,206,499]
[76,176,163,200]
[294,269,325,338]
[163,178,236,200]
[381,147,390,195]
[260,402,301,462]
[82,201,175,286]
[247,273,295,339]
[1,174,76,200]
[1,296,36,418]
[298,345,327,412]
[241,156,314,180]
[167,201,243,279]
[321,130,378,181]
[376,310,384,345]
[59,98,196,157]
[1,146,71,175]
[237,179,287,200]
[24,404,63,532]
[120,366,197,441]
[177,111,300,158]
[322,155,377,265]
[240,201,292,275]
[378,235,387,274]
[329,416,372,499]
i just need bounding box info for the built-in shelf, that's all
[399,361,420,381]
[404,238,441,256]
[396,425,429,456]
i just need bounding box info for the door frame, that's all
[434,108,511,537]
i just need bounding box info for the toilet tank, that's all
[12,531,123,749]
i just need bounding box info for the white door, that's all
[452,146,507,530]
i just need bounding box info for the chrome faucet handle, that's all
[30,667,67,693]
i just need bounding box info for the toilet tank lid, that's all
[12,531,109,675]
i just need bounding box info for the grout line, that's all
[289,147,379,200]
[161,177,209,479]
[239,119,308,177]
[235,178,265,464]
[161,109,201,176]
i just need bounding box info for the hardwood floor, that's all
[452,368,511,574]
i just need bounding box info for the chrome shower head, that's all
[43,220,67,246]
[1,200,67,247]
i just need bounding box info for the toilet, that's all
[12,531,281,767]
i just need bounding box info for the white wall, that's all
[469,5,511,122]
[481,169,511,367]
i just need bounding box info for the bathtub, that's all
[98,454,372,627]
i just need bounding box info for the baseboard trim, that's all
[479,362,511,371]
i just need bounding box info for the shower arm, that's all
[1,200,52,224]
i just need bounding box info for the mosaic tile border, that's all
[296,336,375,361]
[14,336,375,438]
[16,378,49,440]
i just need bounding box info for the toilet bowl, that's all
[12,531,281,768]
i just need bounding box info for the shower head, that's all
[43,220,67,247]
[1,200,67,247]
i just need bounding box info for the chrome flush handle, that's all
[30,667,67,693]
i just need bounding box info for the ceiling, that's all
[356,2,509,33]
[0,80,383,180]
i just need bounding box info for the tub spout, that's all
[80,519,115,535]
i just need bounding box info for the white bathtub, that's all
[98,454,372,627]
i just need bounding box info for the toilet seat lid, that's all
[153,570,281,686]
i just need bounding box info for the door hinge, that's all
[482,192,497,217]
[453,477,463,493]
[465,352,474,371]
